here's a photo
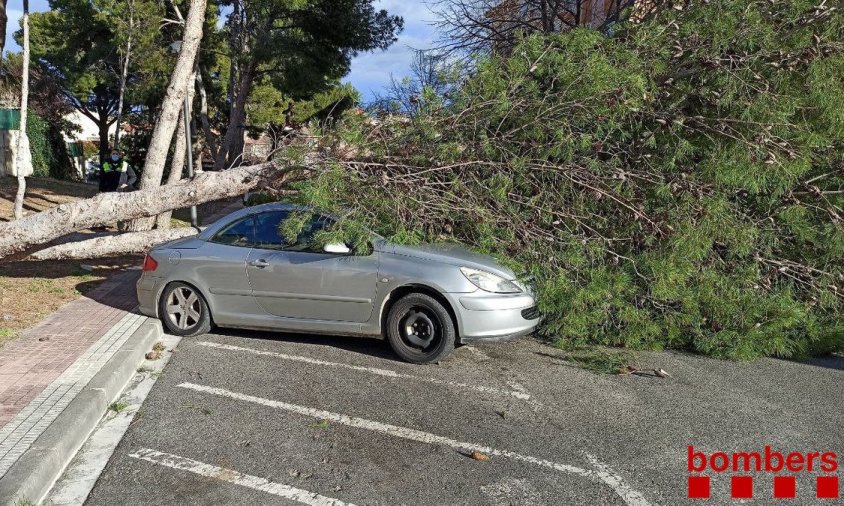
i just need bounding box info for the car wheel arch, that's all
[159,279,216,326]
[380,284,460,340]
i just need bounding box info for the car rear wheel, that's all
[159,282,212,337]
[386,293,455,364]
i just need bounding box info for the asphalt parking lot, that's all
[82,330,843,505]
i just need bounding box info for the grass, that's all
[0,176,97,221]
[0,176,143,351]
[172,198,239,226]
[310,419,330,429]
[108,401,129,414]
[0,257,140,349]
[0,178,238,351]
[15,498,34,506]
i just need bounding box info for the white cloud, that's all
[347,1,440,102]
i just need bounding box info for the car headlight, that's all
[460,267,522,293]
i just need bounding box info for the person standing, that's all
[99,148,136,192]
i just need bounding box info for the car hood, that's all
[376,242,516,280]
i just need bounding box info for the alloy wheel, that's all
[166,286,202,330]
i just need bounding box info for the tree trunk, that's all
[130,0,207,232]
[0,0,8,56]
[30,227,202,261]
[13,0,30,220]
[196,65,217,161]
[0,160,295,260]
[98,117,112,161]
[154,108,188,229]
[219,0,242,168]
[214,63,255,170]
[113,1,134,147]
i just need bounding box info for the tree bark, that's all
[98,117,112,160]
[196,65,217,161]
[0,160,295,260]
[13,0,30,220]
[154,107,188,229]
[0,0,8,56]
[214,62,255,170]
[130,0,207,231]
[30,227,202,261]
[113,0,134,147]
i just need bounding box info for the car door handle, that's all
[248,259,269,268]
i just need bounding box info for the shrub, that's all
[27,113,73,179]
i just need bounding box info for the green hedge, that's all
[26,112,73,179]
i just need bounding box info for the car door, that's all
[194,214,264,321]
[246,211,378,323]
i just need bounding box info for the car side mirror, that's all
[323,242,351,255]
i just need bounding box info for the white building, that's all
[62,110,117,143]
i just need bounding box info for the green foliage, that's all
[233,0,403,98]
[26,0,170,156]
[289,0,844,360]
[27,113,73,179]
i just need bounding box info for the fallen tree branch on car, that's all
[0,161,303,260]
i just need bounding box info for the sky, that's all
[5,0,438,104]
[342,0,439,103]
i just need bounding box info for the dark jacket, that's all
[99,158,126,192]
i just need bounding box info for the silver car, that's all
[137,203,540,363]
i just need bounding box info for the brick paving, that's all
[0,312,145,476]
[0,199,244,480]
[0,270,140,429]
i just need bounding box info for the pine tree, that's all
[290,0,844,359]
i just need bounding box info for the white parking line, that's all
[129,448,354,506]
[178,382,651,506]
[197,341,532,401]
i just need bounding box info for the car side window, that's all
[283,214,335,253]
[253,211,290,250]
[210,216,255,247]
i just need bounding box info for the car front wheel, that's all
[159,282,212,336]
[386,293,456,364]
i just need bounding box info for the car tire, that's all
[159,282,213,337]
[386,293,456,364]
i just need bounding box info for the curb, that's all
[0,318,163,506]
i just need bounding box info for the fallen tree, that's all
[292,0,844,360]
[0,161,301,260]
[29,227,202,261]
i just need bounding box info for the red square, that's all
[688,476,710,499]
[731,476,753,499]
[774,476,796,499]
[817,476,839,499]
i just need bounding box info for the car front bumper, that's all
[444,291,540,342]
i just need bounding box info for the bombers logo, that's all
[687,446,840,500]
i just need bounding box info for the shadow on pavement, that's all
[207,326,404,362]
[73,269,144,314]
[803,355,844,371]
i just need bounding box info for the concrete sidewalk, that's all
[0,271,140,431]
[0,270,160,504]
[0,199,244,504]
